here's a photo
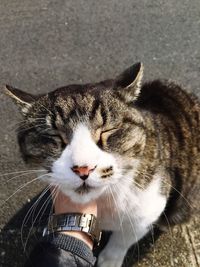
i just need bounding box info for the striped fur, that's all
[4,63,200,266]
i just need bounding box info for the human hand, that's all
[51,187,97,249]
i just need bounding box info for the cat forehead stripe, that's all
[6,63,199,266]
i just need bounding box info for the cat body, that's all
[4,63,200,267]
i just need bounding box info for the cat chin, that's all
[60,186,106,204]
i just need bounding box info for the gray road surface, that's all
[0,1,200,266]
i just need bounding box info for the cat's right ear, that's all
[3,85,37,114]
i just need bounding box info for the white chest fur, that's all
[97,177,167,232]
[97,177,167,267]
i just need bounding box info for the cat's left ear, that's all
[114,62,144,102]
[3,85,37,114]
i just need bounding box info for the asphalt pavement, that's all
[0,1,200,266]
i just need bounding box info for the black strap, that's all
[42,233,96,266]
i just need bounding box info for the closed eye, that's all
[41,133,67,148]
[40,134,61,144]
[97,128,118,148]
[101,128,118,134]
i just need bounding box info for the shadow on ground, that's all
[1,188,163,267]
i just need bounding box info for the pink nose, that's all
[71,165,96,180]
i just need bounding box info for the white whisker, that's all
[108,185,126,248]
[2,170,46,184]
[1,173,48,207]
[23,184,57,251]
[0,169,46,178]
[113,183,141,264]
[21,184,52,251]
[162,180,192,209]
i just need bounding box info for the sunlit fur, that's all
[5,63,200,267]
[51,124,121,203]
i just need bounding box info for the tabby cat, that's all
[4,63,200,267]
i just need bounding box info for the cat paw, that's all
[97,260,121,267]
[97,253,122,267]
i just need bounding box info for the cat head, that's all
[4,62,146,203]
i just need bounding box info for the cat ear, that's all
[3,85,37,114]
[114,62,144,102]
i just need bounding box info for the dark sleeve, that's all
[24,233,96,267]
